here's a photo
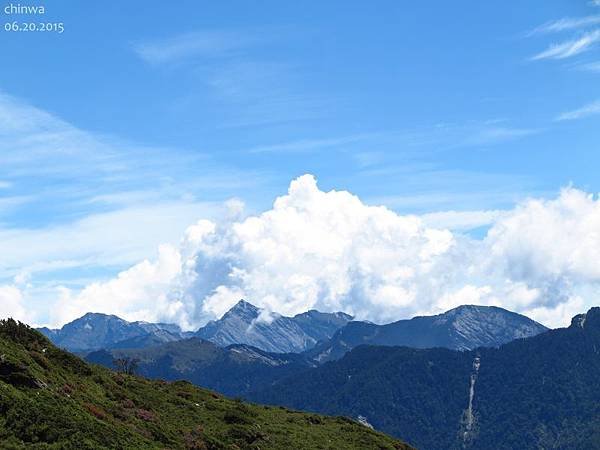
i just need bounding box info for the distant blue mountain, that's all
[37,312,192,353]
[40,303,546,363]
[307,305,548,362]
[38,301,353,354]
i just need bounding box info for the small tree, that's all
[112,357,139,375]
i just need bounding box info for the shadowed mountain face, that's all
[83,304,552,427]
[307,305,548,362]
[38,313,191,353]
[86,337,315,397]
[196,300,353,353]
[251,308,600,450]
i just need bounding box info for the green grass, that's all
[0,319,412,449]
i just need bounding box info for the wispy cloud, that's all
[359,164,540,215]
[134,29,331,127]
[0,200,220,282]
[556,99,600,121]
[0,195,34,215]
[0,92,266,283]
[529,15,600,35]
[462,126,541,146]
[0,92,256,196]
[203,60,332,127]
[247,135,369,154]
[352,151,384,169]
[532,29,600,60]
[132,30,258,64]
[246,121,539,157]
[577,60,600,72]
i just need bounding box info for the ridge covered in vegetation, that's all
[252,308,600,449]
[0,319,411,449]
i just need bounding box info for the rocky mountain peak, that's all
[38,313,188,352]
[196,300,352,353]
[570,307,600,330]
[223,300,260,319]
[78,312,121,322]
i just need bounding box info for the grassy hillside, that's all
[0,319,411,450]
[85,338,313,398]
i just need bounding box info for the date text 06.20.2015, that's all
[4,21,64,33]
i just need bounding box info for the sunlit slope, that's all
[0,319,412,450]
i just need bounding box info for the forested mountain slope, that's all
[253,308,600,450]
[0,319,411,449]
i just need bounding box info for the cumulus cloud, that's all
[0,285,27,322]
[49,245,184,328]
[52,176,600,329]
[486,189,600,283]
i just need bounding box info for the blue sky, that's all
[1,0,600,327]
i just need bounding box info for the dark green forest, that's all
[252,308,600,450]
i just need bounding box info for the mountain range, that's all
[39,300,353,354]
[40,301,545,360]
[0,318,410,449]
[28,300,600,449]
[84,304,548,407]
[38,312,193,353]
[250,308,600,450]
[307,304,548,362]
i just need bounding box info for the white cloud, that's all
[485,188,600,284]
[0,201,219,282]
[0,91,268,320]
[556,99,600,121]
[50,176,600,330]
[529,15,600,35]
[0,285,27,322]
[532,29,600,60]
[50,245,183,328]
[436,285,496,312]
